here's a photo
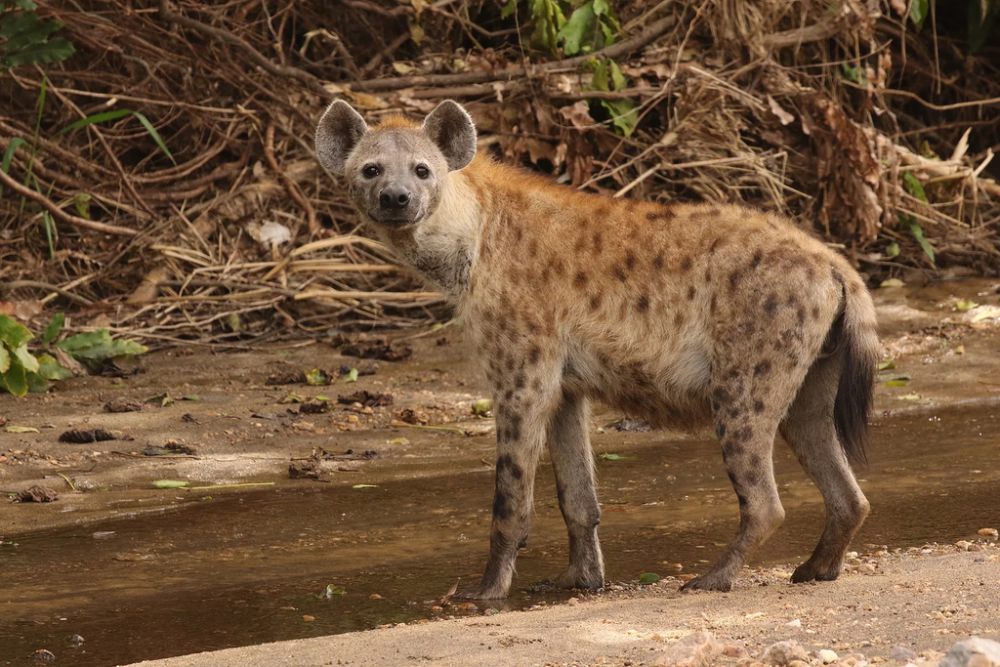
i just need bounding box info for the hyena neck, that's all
[379,170,483,299]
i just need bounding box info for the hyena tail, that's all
[832,274,880,466]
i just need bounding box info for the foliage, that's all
[586,57,637,136]
[61,108,176,165]
[0,0,74,68]
[0,313,147,397]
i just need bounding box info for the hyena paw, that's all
[680,571,734,593]
[555,566,604,591]
[791,561,841,584]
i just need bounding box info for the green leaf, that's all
[4,424,39,433]
[60,108,132,135]
[501,0,518,19]
[305,368,331,386]
[841,63,863,84]
[1,358,29,396]
[638,572,661,585]
[12,344,39,373]
[884,242,900,258]
[0,314,33,349]
[955,299,978,312]
[884,374,911,388]
[342,367,359,383]
[472,398,493,416]
[908,220,935,263]
[909,0,928,28]
[902,172,928,202]
[41,312,64,343]
[145,392,174,407]
[557,2,595,55]
[0,345,8,373]
[599,452,627,461]
[132,111,176,165]
[2,35,73,67]
[608,59,626,91]
[56,329,148,362]
[601,98,638,137]
[152,479,189,489]
[0,136,26,199]
[321,584,347,598]
[593,0,610,15]
[36,353,73,380]
[877,359,896,371]
[352,483,378,489]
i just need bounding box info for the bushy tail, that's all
[833,275,880,466]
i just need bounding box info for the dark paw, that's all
[680,573,733,593]
[791,562,840,584]
[556,567,604,591]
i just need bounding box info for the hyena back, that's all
[316,99,879,598]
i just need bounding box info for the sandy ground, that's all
[3,278,1000,667]
[124,542,1000,667]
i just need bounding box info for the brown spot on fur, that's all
[729,269,742,290]
[592,231,603,254]
[680,257,693,272]
[753,399,765,414]
[751,249,763,268]
[687,285,696,300]
[528,346,541,365]
[673,311,685,327]
[636,294,650,313]
[709,238,721,254]
[710,294,718,314]
[754,360,772,377]
[573,271,588,289]
[552,258,566,277]
[763,294,778,315]
[811,306,820,320]
[653,253,665,270]
[625,251,637,270]
[589,294,602,311]
[613,266,627,282]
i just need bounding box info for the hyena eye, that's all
[361,164,380,179]
[414,164,430,179]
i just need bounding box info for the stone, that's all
[818,649,840,663]
[977,528,999,539]
[940,637,1000,667]
[762,640,811,666]
[888,645,917,662]
[654,631,724,667]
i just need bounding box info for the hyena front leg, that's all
[548,391,604,590]
[466,364,562,599]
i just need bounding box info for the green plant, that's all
[0,0,74,68]
[586,56,637,136]
[61,108,176,164]
[504,0,621,56]
[0,313,147,397]
[900,172,935,264]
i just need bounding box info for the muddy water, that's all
[2,405,999,666]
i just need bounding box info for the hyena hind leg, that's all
[548,392,604,590]
[683,397,787,592]
[780,354,870,583]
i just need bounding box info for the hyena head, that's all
[315,100,477,229]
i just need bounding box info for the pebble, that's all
[368,593,383,600]
[653,630,724,667]
[567,597,579,606]
[762,640,810,666]
[786,619,803,628]
[32,649,55,664]
[818,648,840,663]
[69,634,85,647]
[301,615,315,622]
[940,636,1000,667]
[978,528,999,539]
[888,645,917,662]
[955,540,974,551]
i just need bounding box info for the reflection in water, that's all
[1,406,998,666]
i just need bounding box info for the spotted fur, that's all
[316,100,879,598]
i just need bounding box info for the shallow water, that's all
[1,404,999,666]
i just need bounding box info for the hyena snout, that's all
[379,186,411,211]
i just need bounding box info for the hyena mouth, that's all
[368,210,422,229]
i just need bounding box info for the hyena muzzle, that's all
[315,99,879,599]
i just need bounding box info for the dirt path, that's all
[124,543,1000,667]
[2,279,1000,667]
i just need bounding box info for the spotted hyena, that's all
[315,99,879,599]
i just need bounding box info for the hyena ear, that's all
[422,100,477,171]
[315,100,368,175]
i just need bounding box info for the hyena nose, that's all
[379,188,410,210]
